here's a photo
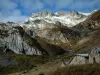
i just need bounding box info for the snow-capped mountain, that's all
[24,10,89,28]
[22,10,100,51]
[20,10,93,50]
[0,10,100,56]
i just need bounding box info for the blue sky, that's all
[0,0,100,22]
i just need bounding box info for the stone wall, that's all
[70,48,100,65]
[89,48,100,64]
[70,56,88,65]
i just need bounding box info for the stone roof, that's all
[96,47,100,53]
[76,54,89,57]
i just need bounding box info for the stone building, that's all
[89,48,100,64]
[70,48,100,65]
[70,54,89,65]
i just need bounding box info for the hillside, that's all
[0,10,100,75]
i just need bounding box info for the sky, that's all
[0,0,100,23]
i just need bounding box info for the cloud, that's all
[0,9,27,23]
[0,0,27,23]
[0,0,100,22]
[0,0,17,10]
[69,0,100,11]
[55,0,74,9]
[20,0,44,12]
[43,0,100,11]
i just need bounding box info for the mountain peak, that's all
[31,10,55,18]
[86,10,100,21]
[25,10,88,27]
[70,10,79,16]
[55,11,68,16]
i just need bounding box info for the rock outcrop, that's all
[0,24,42,55]
[1,10,100,55]
[0,23,66,56]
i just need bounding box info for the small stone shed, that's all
[70,48,100,65]
[70,54,89,65]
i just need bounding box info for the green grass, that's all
[0,53,49,75]
[0,52,74,75]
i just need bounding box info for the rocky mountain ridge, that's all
[0,10,100,56]
[25,10,88,27]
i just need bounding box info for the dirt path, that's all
[9,61,62,75]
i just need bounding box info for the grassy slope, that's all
[0,53,49,75]
[1,52,73,75]
[47,64,100,75]
[72,29,100,53]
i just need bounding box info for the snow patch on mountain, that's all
[24,10,88,28]
[79,12,91,16]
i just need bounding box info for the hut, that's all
[70,54,89,65]
[89,48,100,64]
[70,47,100,65]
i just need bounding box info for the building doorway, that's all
[93,57,96,63]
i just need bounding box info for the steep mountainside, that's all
[1,10,100,56]
[23,10,100,52]
[0,24,42,55]
[0,23,66,56]
[21,11,89,50]
[71,10,100,51]
[86,10,100,21]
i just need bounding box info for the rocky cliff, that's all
[0,23,66,56]
[0,24,43,55]
[0,10,100,56]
